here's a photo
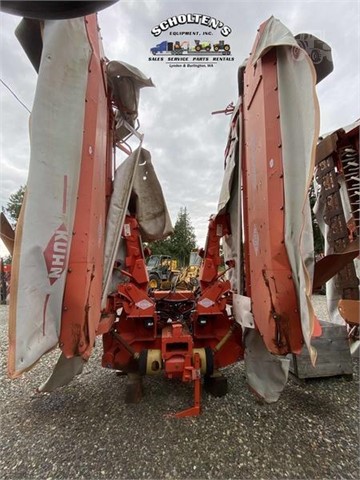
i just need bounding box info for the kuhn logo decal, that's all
[43,224,69,285]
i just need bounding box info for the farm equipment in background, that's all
[175,249,202,290]
[313,121,360,352]
[213,40,231,52]
[0,259,11,304]
[0,212,14,305]
[3,2,359,417]
[194,40,211,52]
[146,254,180,290]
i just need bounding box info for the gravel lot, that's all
[0,296,359,480]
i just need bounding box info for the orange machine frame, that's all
[59,15,113,360]
[241,24,304,355]
[58,16,304,371]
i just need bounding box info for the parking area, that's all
[0,300,359,480]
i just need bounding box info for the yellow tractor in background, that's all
[146,255,180,290]
[175,250,202,290]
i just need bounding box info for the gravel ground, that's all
[0,296,359,480]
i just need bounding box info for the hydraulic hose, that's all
[213,323,237,354]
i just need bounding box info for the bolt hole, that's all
[151,361,160,372]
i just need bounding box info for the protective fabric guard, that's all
[232,293,254,329]
[218,17,321,402]
[8,18,92,378]
[101,149,142,309]
[244,329,290,403]
[132,149,173,243]
[102,148,173,308]
[38,353,85,392]
[253,17,319,364]
[218,100,242,294]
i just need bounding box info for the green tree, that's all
[147,207,197,267]
[146,237,172,256]
[5,185,25,225]
[169,207,197,267]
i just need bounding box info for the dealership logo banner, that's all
[149,13,234,68]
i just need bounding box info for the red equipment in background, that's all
[0,258,11,304]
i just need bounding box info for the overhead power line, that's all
[0,78,31,114]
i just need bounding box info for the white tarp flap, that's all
[244,329,290,403]
[252,17,299,63]
[38,353,85,392]
[277,46,319,364]
[132,149,173,242]
[232,293,254,328]
[101,149,142,308]
[106,61,155,142]
[217,102,240,215]
[252,17,319,364]
[8,18,92,378]
[101,148,173,307]
[218,100,242,293]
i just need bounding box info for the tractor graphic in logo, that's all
[150,39,231,55]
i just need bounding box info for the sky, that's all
[0,0,359,257]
